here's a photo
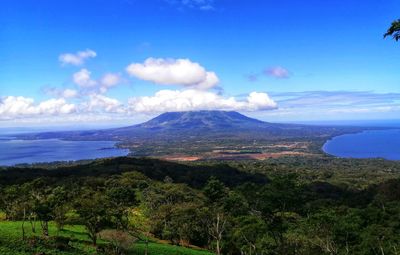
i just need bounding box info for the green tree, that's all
[0,185,20,220]
[300,208,363,255]
[203,177,229,255]
[168,202,209,247]
[106,186,137,230]
[51,186,71,231]
[230,215,270,255]
[75,191,112,245]
[384,19,400,41]
[30,180,58,237]
[203,177,227,204]
[256,174,304,253]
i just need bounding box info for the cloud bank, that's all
[255,90,400,121]
[128,89,277,114]
[0,96,76,119]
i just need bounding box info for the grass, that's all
[0,221,214,255]
[133,241,214,255]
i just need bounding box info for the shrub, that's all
[98,229,137,255]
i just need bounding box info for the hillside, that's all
[1,156,400,254]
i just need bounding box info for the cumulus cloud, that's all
[99,73,121,93]
[86,94,123,113]
[44,88,79,99]
[127,89,277,114]
[59,49,97,66]
[71,69,121,93]
[0,96,76,119]
[73,68,97,88]
[126,58,219,90]
[264,66,290,79]
[61,89,79,98]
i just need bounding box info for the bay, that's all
[0,138,129,166]
[323,129,400,160]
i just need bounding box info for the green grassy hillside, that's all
[0,221,213,255]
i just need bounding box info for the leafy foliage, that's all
[384,19,400,41]
[1,157,400,254]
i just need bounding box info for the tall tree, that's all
[75,191,112,245]
[384,19,400,41]
[203,177,228,255]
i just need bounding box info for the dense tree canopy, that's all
[1,157,400,254]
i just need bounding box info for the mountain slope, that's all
[134,110,265,129]
[21,110,363,142]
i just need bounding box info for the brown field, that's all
[160,150,315,162]
[161,156,202,161]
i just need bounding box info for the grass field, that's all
[0,221,214,255]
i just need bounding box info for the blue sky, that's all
[1,0,400,126]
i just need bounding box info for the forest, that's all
[1,156,400,255]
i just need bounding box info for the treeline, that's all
[1,158,400,254]
[0,157,267,187]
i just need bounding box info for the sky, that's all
[0,0,400,127]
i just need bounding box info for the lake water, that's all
[0,138,129,166]
[323,129,400,160]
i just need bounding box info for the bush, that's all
[98,229,137,255]
[26,235,72,251]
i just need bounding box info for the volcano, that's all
[23,110,357,142]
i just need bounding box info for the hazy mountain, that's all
[20,110,364,141]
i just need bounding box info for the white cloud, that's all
[73,68,97,88]
[99,73,121,93]
[126,58,219,90]
[246,92,278,110]
[44,88,79,99]
[72,70,121,93]
[59,49,97,66]
[0,96,76,119]
[86,94,123,113]
[127,89,277,114]
[61,89,79,98]
[37,98,76,114]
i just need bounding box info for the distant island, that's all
[15,110,369,161]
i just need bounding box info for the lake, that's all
[323,129,400,160]
[0,138,129,166]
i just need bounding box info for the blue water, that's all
[323,129,400,160]
[0,138,129,166]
